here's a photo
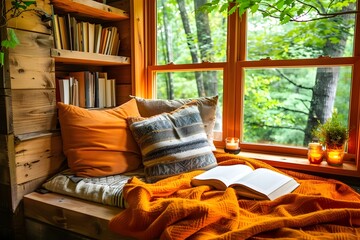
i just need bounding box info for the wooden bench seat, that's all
[23,192,131,239]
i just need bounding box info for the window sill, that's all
[216,148,359,178]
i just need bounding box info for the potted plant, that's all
[312,113,349,166]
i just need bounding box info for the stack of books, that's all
[56,71,116,108]
[53,13,121,56]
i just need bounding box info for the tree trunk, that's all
[303,7,353,145]
[160,0,174,99]
[177,0,205,97]
[194,0,218,96]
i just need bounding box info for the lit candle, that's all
[225,137,240,154]
[307,142,323,164]
[226,138,239,150]
[326,149,344,166]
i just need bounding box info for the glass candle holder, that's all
[224,137,240,154]
[307,142,323,164]
[326,145,345,166]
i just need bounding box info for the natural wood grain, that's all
[51,48,130,66]
[51,0,129,21]
[12,89,57,135]
[9,54,55,89]
[15,133,65,184]
[0,88,13,135]
[0,134,13,187]
[115,84,131,105]
[6,0,52,34]
[24,192,129,240]
[9,29,54,57]
[13,176,49,212]
[131,0,146,97]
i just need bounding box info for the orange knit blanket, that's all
[109,152,360,239]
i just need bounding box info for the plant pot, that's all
[325,144,345,166]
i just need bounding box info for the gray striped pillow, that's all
[128,105,217,182]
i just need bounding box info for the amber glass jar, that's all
[307,142,323,164]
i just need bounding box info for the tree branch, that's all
[251,123,305,132]
[274,69,314,91]
[277,106,308,115]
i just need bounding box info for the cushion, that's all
[128,104,217,182]
[132,96,218,149]
[57,99,142,177]
[42,168,145,208]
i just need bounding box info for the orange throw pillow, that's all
[57,99,142,177]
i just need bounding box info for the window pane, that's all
[156,71,223,132]
[156,0,227,64]
[243,67,351,147]
[247,3,356,60]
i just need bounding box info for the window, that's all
[146,0,360,176]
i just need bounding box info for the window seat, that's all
[23,192,129,239]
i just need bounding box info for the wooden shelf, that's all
[51,48,130,66]
[51,0,129,21]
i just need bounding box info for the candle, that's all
[326,148,344,166]
[225,137,240,154]
[307,142,323,164]
[226,138,239,150]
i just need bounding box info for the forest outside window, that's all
[148,0,360,174]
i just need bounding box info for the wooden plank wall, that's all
[1,0,65,216]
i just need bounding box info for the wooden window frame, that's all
[144,0,360,177]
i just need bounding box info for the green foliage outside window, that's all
[155,0,357,147]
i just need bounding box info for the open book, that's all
[191,164,299,200]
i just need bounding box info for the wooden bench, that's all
[23,192,132,239]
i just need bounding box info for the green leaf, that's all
[219,3,229,13]
[229,5,237,15]
[23,1,36,7]
[0,52,4,66]
[250,4,259,13]
[1,29,20,49]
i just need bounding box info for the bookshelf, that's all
[51,0,133,108]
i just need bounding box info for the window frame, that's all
[144,0,360,177]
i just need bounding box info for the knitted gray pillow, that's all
[128,104,217,183]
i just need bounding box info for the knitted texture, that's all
[109,152,360,239]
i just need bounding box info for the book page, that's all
[231,168,293,196]
[192,165,254,189]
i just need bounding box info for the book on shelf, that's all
[88,23,95,53]
[52,14,62,49]
[66,14,73,51]
[58,78,70,104]
[111,78,116,106]
[57,77,79,106]
[100,27,110,54]
[94,24,102,54]
[97,74,106,108]
[69,71,87,107]
[100,72,112,108]
[77,22,83,52]
[191,164,299,200]
[112,32,121,56]
[70,16,78,51]
[58,15,70,50]
[82,22,89,53]
[106,26,117,55]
